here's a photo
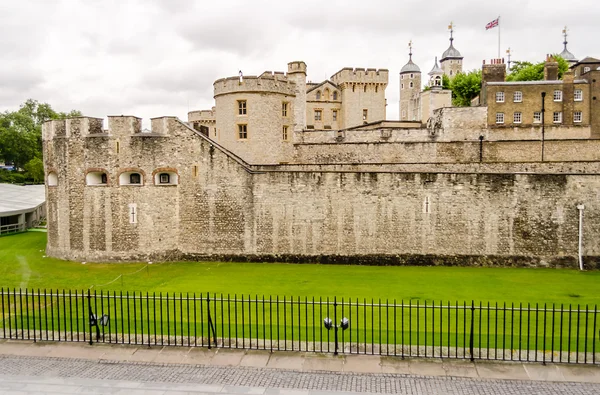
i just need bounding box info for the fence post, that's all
[469,300,475,362]
[87,290,93,345]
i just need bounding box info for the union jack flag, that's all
[486,17,499,30]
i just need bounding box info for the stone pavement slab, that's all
[240,350,271,368]
[265,352,304,370]
[302,354,344,372]
[476,361,530,380]
[211,349,245,366]
[343,355,381,373]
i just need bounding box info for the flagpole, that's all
[497,16,501,59]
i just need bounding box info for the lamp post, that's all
[541,92,546,161]
[323,297,349,355]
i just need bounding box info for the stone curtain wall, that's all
[247,171,599,267]
[43,117,600,267]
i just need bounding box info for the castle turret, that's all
[287,61,307,132]
[440,23,463,78]
[213,71,296,164]
[399,41,421,121]
[330,67,388,128]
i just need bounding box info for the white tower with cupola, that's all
[399,41,422,121]
[440,22,463,78]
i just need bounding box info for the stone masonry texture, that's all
[43,116,600,267]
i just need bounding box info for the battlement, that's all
[42,117,105,141]
[330,67,389,85]
[214,75,296,97]
[287,61,307,74]
[42,115,182,140]
[188,107,216,123]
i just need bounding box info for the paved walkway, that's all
[0,340,598,394]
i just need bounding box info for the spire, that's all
[401,40,420,74]
[441,22,462,60]
[559,25,577,62]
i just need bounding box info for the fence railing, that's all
[0,288,598,364]
[0,223,26,235]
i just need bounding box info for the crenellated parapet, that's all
[330,67,389,86]
[42,115,183,142]
[214,75,296,97]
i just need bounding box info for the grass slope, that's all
[0,232,598,305]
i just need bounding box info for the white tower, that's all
[399,41,421,121]
[440,22,463,78]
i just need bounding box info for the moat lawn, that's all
[1,232,599,306]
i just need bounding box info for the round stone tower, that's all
[440,23,463,78]
[287,61,307,132]
[399,41,421,121]
[213,72,296,165]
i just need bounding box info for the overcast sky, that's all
[0,0,597,124]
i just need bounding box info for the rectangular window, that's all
[282,102,288,117]
[238,100,247,115]
[314,110,322,121]
[238,124,248,139]
[282,125,289,141]
[513,91,522,103]
[553,111,562,123]
[495,92,505,103]
[363,109,368,121]
[574,89,583,101]
[332,110,338,122]
[495,112,504,124]
[513,112,522,124]
[533,112,542,123]
[553,90,562,102]
[574,111,583,123]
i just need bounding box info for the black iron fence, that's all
[0,288,598,365]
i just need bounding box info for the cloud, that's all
[0,0,597,123]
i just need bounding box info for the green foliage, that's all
[507,56,570,81]
[0,169,26,184]
[449,70,482,107]
[0,99,81,173]
[24,157,44,183]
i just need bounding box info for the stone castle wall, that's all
[43,117,600,268]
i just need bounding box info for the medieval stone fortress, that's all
[42,28,600,268]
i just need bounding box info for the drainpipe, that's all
[577,204,585,271]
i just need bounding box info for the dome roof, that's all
[401,59,421,74]
[441,43,462,60]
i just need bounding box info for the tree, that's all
[507,56,569,82]
[24,157,44,183]
[450,70,482,107]
[0,99,81,170]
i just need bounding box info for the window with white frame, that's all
[363,109,368,121]
[553,90,563,102]
[119,171,143,186]
[574,89,583,101]
[154,171,178,185]
[496,112,504,124]
[332,110,338,121]
[553,111,562,123]
[533,112,542,123]
[495,92,505,103]
[314,110,322,121]
[513,91,522,102]
[513,112,522,124]
[583,66,590,74]
[47,172,58,186]
[316,91,321,100]
[574,111,583,123]
[409,82,413,88]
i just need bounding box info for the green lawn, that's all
[0,232,599,306]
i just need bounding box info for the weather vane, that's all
[448,22,455,41]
